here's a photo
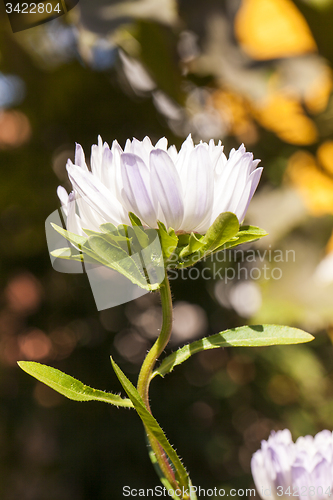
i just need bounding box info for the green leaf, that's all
[177,234,190,247]
[51,223,87,248]
[83,228,128,244]
[178,213,240,263]
[127,218,150,249]
[110,357,190,491]
[88,235,159,291]
[179,232,204,258]
[219,225,268,251]
[128,226,149,253]
[50,247,84,262]
[157,221,178,259]
[200,212,240,254]
[100,222,117,233]
[18,361,133,407]
[146,438,180,500]
[99,223,133,246]
[152,325,314,379]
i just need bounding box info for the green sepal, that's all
[128,212,143,227]
[179,232,204,258]
[157,221,178,259]
[151,325,314,379]
[110,357,190,491]
[18,361,133,407]
[177,234,190,247]
[127,213,151,249]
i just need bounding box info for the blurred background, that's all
[1,0,333,498]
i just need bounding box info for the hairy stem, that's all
[137,271,173,406]
[137,272,190,498]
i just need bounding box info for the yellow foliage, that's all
[211,90,258,143]
[254,92,318,145]
[305,68,333,114]
[286,150,333,215]
[317,141,333,175]
[235,0,317,60]
[325,232,333,254]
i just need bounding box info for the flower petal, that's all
[155,137,168,150]
[75,143,88,172]
[67,192,84,237]
[121,153,157,227]
[67,161,123,225]
[57,186,69,216]
[150,149,184,230]
[236,167,263,223]
[176,134,195,197]
[180,144,214,232]
[212,146,257,220]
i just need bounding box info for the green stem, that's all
[137,271,173,406]
[137,272,190,498]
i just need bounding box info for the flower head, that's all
[58,135,262,236]
[251,429,333,500]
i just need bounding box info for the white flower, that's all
[251,429,333,500]
[58,135,262,236]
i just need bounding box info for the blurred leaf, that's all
[110,357,191,491]
[235,0,317,60]
[18,361,134,407]
[129,21,185,104]
[152,325,314,379]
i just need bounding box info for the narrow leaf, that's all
[83,228,129,245]
[18,361,133,407]
[88,235,157,290]
[152,325,314,379]
[51,248,84,262]
[128,221,150,249]
[51,223,87,247]
[146,437,180,500]
[219,225,268,252]
[100,223,132,243]
[100,222,117,233]
[110,357,190,490]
